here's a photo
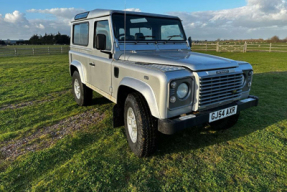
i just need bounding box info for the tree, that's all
[29,34,40,44]
[16,40,30,45]
[270,36,280,43]
[28,33,70,45]
[0,40,6,46]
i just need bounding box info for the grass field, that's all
[0,52,287,191]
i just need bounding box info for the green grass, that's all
[0,52,287,191]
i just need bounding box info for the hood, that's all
[119,50,239,71]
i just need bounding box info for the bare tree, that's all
[269,36,280,43]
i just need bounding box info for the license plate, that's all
[209,106,237,123]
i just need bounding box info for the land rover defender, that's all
[69,9,258,157]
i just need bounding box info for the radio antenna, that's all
[124,0,127,60]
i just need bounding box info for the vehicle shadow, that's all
[155,71,287,156]
[90,95,112,106]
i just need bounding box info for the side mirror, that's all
[188,37,192,47]
[96,34,106,50]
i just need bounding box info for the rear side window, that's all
[73,23,89,46]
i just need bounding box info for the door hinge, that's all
[109,87,113,94]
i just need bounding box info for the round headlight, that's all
[177,83,189,99]
[241,74,246,86]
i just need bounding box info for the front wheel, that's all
[72,71,92,106]
[124,93,158,157]
[208,112,240,130]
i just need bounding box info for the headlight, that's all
[169,78,193,109]
[177,83,189,99]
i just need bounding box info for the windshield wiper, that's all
[167,35,182,40]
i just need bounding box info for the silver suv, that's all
[69,9,259,157]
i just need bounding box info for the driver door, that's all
[88,18,113,95]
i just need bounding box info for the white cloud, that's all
[36,24,45,29]
[170,0,287,40]
[3,10,29,24]
[27,8,85,20]
[0,8,85,39]
[1,1,287,40]
[247,0,286,13]
[124,8,141,12]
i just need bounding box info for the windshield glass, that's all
[112,13,186,42]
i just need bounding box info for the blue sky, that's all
[0,0,287,40]
[1,0,246,18]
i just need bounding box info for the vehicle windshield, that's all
[112,13,186,42]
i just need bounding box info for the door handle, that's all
[89,63,95,67]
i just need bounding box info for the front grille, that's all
[199,73,243,108]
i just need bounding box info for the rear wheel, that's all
[124,92,158,157]
[72,71,92,106]
[209,112,240,130]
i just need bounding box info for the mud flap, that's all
[113,104,124,128]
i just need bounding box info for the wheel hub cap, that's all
[127,107,137,143]
[74,79,81,99]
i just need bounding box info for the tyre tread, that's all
[125,92,157,157]
[72,71,93,106]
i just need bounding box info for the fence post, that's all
[14,48,17,56]
[32,48,35,56]
[48,47,50,55]
[269,43,272,52]
[216,42,219,52]
[246,42,248,53]
[61,47,63,54]
[244,41,247,53]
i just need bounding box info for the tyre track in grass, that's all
[0,90,70,111]
[0,109,105,161]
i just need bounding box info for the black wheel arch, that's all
[113,85,151,128]
[70,65,78,77]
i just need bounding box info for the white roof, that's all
[72,9,179,22]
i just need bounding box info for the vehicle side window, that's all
[94,20,111,51]
[73,23,89,46]
[161,24,184,40]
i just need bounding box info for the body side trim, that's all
[86,82,116,103]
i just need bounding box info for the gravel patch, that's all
[0,110,104,160]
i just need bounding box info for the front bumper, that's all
[158,95,259,135]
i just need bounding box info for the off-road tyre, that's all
[124,92,158,157]
[72,71,93,106]
[209,112,240,130]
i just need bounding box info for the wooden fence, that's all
[192,42,287,53]
[1,43,287,56]
[0,47,70,57]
